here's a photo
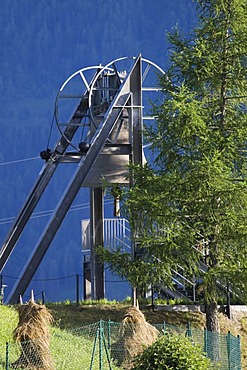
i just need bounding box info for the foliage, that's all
[146,0,247,328]
[132,334,213,370]
[97,0,247,331]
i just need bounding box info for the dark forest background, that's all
[0,0,197,302]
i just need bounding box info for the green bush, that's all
[132,333,213,370]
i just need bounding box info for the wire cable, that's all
[0,200,114,225]
[46,112,55,149]
[0,156,40,166]
[2,273,128,283]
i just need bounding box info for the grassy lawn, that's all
[47,301,206,329]
[0,304,120,370]
[1,302,247,369]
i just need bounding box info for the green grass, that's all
[0,305,18,341]
[1,302,246,369]
[0,305,18,370]
[0,302,199,370]
[1,324,119,370]
[50,325,119,370]
[0,304,124,370]
[46,300,206,329]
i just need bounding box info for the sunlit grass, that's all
[0,305,18,342]
[0,305,19,370]
[50,326,119,370]
[1,303,246,369]
[0,305,120,370]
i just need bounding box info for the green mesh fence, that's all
[2,320,241,370]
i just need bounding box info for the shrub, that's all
[132,333,213,370]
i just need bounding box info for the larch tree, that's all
[97,0,247,332]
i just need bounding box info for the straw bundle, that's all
[112,306,159,369]
[11,300,54,370]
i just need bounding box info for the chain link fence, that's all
[154,322,241,370]
[2,320,241,370]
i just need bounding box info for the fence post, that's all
[90,326,99,370]
[186,322,192,337]
[76,274,80,306]
[5,342,9,370]
[163,321,166,335]
[99,320,103,370]
[102,321,113,370]
[227,331,231,370]
[204,328,208,356]
[237,335,241,370]
[107,319,111,350]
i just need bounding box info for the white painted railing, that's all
[81,218,131,254]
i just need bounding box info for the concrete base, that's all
[154,304,247,316]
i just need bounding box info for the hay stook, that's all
[11,295,54,370]
[112,306,159,369]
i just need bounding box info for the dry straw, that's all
[112,306,159,369]
[11,299,54,370]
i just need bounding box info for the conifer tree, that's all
[98,0,247,332]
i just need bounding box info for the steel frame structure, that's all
[0,55,165,303]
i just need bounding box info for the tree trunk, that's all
[205,301,220,363]
[205,301,220,332]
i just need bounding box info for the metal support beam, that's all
[6,90,131,303]
[2,55,146,304]
[129,56,143,306]
[130,56,143,166]
[90,188,104,300]
[0,96,89,273]
[0,161,57,272]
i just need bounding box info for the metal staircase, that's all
[82,217,197,302]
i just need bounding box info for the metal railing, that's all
[82,218,131,254]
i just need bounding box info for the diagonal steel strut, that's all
[7,90,131,303]
[0,95,89,273]
[4,54,143,303]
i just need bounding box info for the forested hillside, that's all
[0,0,197,302]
